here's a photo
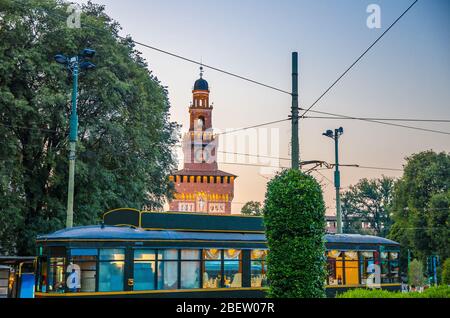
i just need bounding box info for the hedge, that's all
[263,169,326,298]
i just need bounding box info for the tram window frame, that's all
[180,249,201,289]
[36,256,48,293]
[47,257,66,293]
[326,250,344,286]
[133,249,157,291]
[68,248,98,293]
[388,252,400,283]
[202,249,222,289]
[343,251,359,285]
[359,251,376,285]
[380,251,389,283]
[98,248,125,292]
[223,249,242,288]
[250,249,268,287]
[157,249,179,290]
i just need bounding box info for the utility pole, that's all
[67,57,79,229]
[54,49,96,228]
[291,52,299,169]
[323,127,344,233]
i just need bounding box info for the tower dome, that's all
[193,66,209,91]
[194,78,209,91]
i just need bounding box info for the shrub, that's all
[408,259,426,287]
[264,169,326,298]
[442,258,450,285]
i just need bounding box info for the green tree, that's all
[264,169,326,298]
[341,176,395,237]
[427,192,450,262]
[240,201,262,216]
[0,0,179,255]
[442,258,450,285]
[408,259,426,288]
[389,151,450,271]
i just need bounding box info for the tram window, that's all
[203,249,221,289]
[360,251,375,285]
[327,250,344,286]
[224,249,242,288]
[251,250,268,287]
[98,249,125,292]
[69,249,97,293]
[389,252,400,283]
[180,250,201,289]
[344,251,359,285]
[134,249,156,291]
[158,249,178,289]
[48,257,65,293]
[36,257,48,293]
[381,251,389,283]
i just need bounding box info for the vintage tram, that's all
[34,209,401,298]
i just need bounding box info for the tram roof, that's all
[36,225,399,246]
[324,233,399,246]
[36,225,266,242]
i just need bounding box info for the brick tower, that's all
[169,68,236,214]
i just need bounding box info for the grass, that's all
[337,285,450,298]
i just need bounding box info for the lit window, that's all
[224,249,242,288]
[251,250,268,287]
[203,249,221,289]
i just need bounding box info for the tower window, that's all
[195,116,205,130]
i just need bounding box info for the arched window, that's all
[195,116,205,130]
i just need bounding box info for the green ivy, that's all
[263,169,326,298]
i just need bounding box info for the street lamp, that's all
[54,48,96,228]
[323,127,344,234]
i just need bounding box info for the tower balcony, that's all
[183,131,216,142]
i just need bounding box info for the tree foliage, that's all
[240,201,262,216]
[442,258,450,285]
[341,176,395,237]
[0,0,179,255]
[408,259,426,287]
[388,151,450,272]
[264,169,326,298]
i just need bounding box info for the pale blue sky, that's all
[78,0,450,213]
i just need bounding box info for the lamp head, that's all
[323,129,333,138]
[80,61,96,70]
[54,54,67,65]
[81,48,96,58]
[337,127,344,135]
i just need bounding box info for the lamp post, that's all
[54,49,96,228]
[323,127,344,234]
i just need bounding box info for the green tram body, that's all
[34,209,401,298]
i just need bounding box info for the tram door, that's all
[17,262,36,298]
